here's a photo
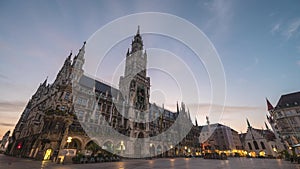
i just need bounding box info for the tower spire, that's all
[246,118,252,128]
[68,50,72,60]
[247,118,255,140]
[176,101,179,114]
[126,48,130,56]
[130,26,143,53]
[42,76,48,86]
[64,51,72,66]
[73,41,86,65]
[206,116,210,133]
[195,117,198,126]
[79,41,86,53]
[188,108,191,120]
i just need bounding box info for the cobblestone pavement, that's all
[1,154,299,169]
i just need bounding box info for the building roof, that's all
[79,75,121,98]
[275,91,300,109]
[79,75,179,120]
[199,123,227,132]
[266,98,274,111]
[243,127,276,142]
[253,128,276,141]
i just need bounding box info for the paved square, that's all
[1,154,300,169]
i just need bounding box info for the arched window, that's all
[260,142,266,149]
[253,141,259,150]
[248,142,253,150]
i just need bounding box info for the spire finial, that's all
[127,48,130,56]
[137,25,140,34]
[206,116,210,125]
[68,50,72,60]
[42,76,48,86]
[176,101,179,114]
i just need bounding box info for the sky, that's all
[0,0,300,138]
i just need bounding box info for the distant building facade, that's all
[267,92,300,154]
[240,119,284,157]
[7,28,198,160]
[199,117,243,155]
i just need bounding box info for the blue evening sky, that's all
[0,0,300,137]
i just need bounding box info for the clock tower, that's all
[119,26,150,139]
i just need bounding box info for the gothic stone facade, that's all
[7,28,198,160]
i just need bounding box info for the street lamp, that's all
[121,141,124,155]
[184,146,188,157]
[170,145,174,158]
[150,143,153,158]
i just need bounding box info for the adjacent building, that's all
[199,117,243,156]
[240,119,284,157]
[267,91,300,154]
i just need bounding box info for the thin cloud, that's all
[0,100,26,112]
[203,0,234,40]
[271,23,281,34]
[283,18,300,39]
[0,122,15,127]
[186,103,265,114]
[0,73,9,80]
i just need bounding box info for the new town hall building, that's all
[7,28,200,160]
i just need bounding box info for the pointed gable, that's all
[266,98,274,111]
